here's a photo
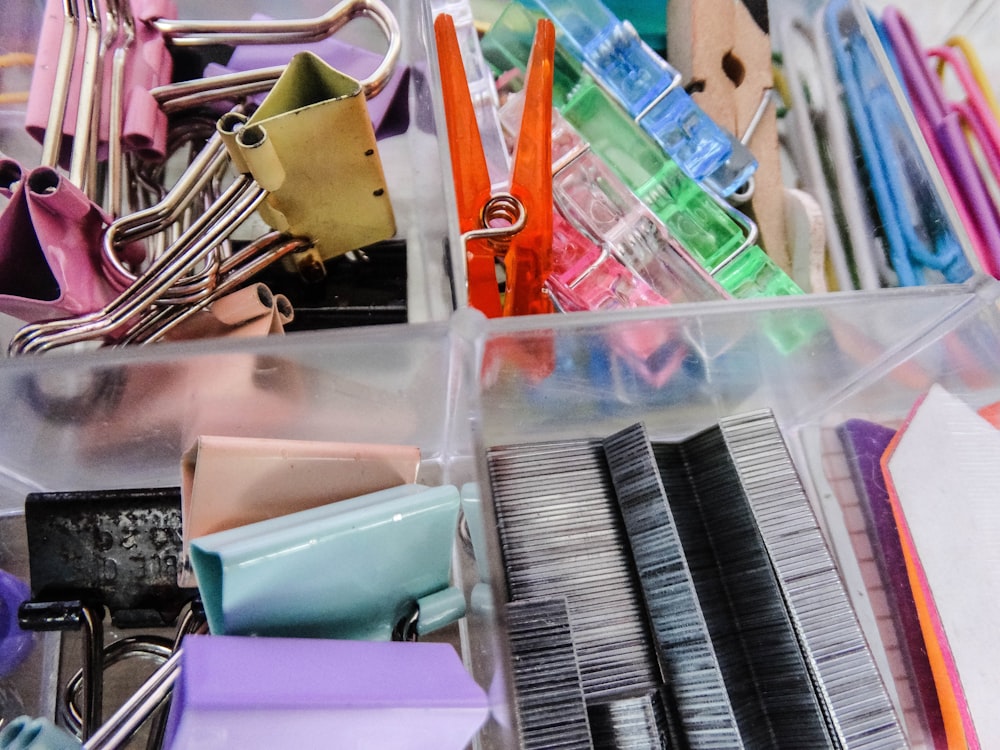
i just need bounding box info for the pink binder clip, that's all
[0,0,156,323]
[25,0,177,169]
[0,160,131,322]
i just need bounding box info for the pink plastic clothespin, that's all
[546,211,671,313]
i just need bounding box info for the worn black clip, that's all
[18,487,197,740]
[22,487,194,629]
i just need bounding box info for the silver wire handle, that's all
[150,0,401,100]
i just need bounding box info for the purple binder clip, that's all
[201,16,410,139]
[0,569,33,679]
[162,635,490,750]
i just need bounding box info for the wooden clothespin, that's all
[668,0,790,274]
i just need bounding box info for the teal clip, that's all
[0,717,79,750]
[190,484,465,640]
[459,483,495,617]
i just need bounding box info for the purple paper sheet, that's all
[839,418,947,747]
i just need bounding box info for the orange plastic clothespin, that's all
[434,13,554,318]
[504,18,554,317]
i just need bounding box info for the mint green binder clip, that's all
[190,484,465,640]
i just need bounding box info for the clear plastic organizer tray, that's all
[470,276,1000,749]
[3,0,1000,746]
[0,0,458,346]
[0,320,516,746]
[0,278,998,747]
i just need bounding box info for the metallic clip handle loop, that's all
[150,0,401,105]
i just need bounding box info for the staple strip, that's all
[657,429,835,748]
[487,440,662,700]
[587,689,674,750]
[603,424,743,750]
[507,597,595,749]
[718,410,907,749]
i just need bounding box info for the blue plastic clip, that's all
[825,0,973,286]
[524,0,757,196]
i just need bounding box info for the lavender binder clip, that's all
[162,636,489,750]
[201,15,410,139]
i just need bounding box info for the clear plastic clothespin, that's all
[498,87,730,307]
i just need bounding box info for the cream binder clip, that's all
[221,51,397,265]
[178,435,420,587]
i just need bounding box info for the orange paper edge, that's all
[880,391,976,749]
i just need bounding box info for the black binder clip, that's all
[18,487,199,741]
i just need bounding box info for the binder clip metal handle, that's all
[17,601,104,741]
[150,0,401,100]
[14,487,198,738]
[8,168,268,355]
[1,603,206,749]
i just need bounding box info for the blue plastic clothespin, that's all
[523,0,757,196]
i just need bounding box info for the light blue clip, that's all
[524,0,757,196]
[0,717,80,750]
[190,484,465,641]
[825,0,974,286]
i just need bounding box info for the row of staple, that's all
[487,411,908,749]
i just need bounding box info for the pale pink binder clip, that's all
[25,0,176,170]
